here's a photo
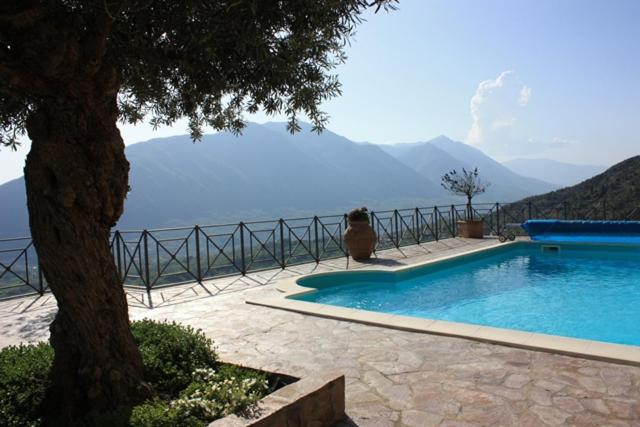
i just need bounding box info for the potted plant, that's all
[343,207,377,260]
[441,168,490,238]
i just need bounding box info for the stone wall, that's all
[209,372,345,427]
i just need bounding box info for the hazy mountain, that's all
[380,140,462,181]
[0,124,560,237]
[0,178,28,237]
[380,136,557,201]
[512,156,640,219]
[502,158,606,187]
[0,123,442,236]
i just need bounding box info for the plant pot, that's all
[344,220,376,260]
[457,220,484,239]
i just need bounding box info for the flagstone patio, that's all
[1,238,639,426]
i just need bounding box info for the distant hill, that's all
[512,156,640,219]
[0,124,556,237]
[380,136,557,201]
[0,123,442,236]
[503,158,606,187]
[0,177,27,237]
[120,122,445,229]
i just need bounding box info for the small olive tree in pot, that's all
[344,207,377,260]
[441,168,490,238]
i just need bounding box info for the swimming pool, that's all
[292,242,640,347]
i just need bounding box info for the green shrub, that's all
[215,364,268,385]
[128,400,203,427]
[0,343,53,427]
[130,319,217,394]
[171,367,268,422]
[127,365,268,426]
[0,321,269,426]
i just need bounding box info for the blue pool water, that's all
[294,242,640,345]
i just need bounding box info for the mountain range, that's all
[379,137,556,201]
[511,155,640,220]
[502,158,606,187]
[0,122,581,237]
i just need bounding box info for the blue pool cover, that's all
[522,220,640,244]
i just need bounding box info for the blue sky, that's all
[1,0,638,183]
[317,0,639,162]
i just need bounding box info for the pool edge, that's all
[246,296,640,367]
[246,239,640,367]
[275,238,523,294]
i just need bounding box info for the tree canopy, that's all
[1,1,397,423]
[1,0,396,149]
[441,167,490,202]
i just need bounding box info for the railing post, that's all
[451,205,456,237]
[370,210,375,239]
[24,250,30,293]
[371,211,378,253]
[279,219,286,268]
[143,230,153,308]
[314,216,320,262]
[434,206,439,241]
[239,222,246,275]
[343,213,350,258]
[496,203,501,235]
[415,207,421,243]
[194,225,202,283]
[38,260,44,295]
[115,231,122,284]
[394,209,400,248]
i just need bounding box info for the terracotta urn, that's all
[344,220,376,260]
[457,219,484,239]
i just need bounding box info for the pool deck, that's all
[2,237,640,426]
[254,240,640,367]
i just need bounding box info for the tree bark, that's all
[24,80,150,424]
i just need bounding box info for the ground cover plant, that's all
[0,320,289,426]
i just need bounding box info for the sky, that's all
[1,0,639,184]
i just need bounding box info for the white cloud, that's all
[466,71,543,157]
[519,86,532,106]
[467,70,515,144]
[465,71,580,159]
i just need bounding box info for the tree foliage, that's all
[441,167,489,202]
[1,0,397,149]
[2,1,398,422]
[441,168,489,220]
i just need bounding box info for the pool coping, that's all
[246,239,640,367]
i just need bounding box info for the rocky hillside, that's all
[513,156,640,219]
[503,158,606,187]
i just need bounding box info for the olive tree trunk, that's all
[24,85,149,424]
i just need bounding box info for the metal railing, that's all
[2,200,639,303]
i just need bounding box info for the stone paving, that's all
[1,238,640,426]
